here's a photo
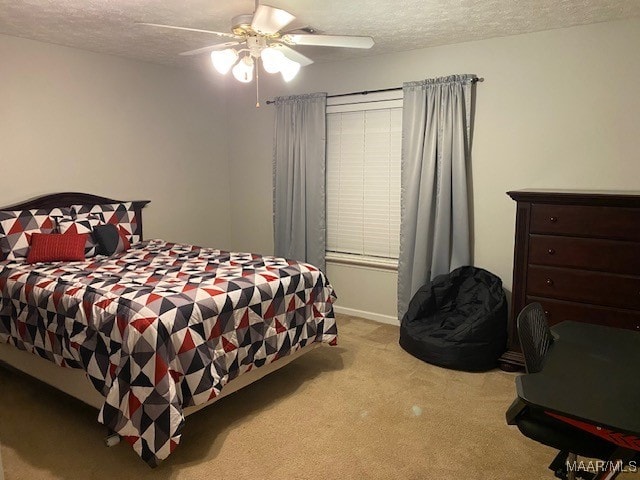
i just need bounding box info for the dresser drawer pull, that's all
[546,278,554,286]
[547,248,555,255]
[549,216,558,223]
[544,310,550,318]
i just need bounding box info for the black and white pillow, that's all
[71,202,139,244]
[57,214,104,257]
[0,207,69,260]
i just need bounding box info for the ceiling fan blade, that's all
[251,5,295,35]
[271,44,314,66]
[179,41,242,56]
[281,22,315,35]
[136,22,240,39]
[283,34,374,49]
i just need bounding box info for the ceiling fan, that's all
[137,1,374,84]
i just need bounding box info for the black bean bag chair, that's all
[399,266,507,372]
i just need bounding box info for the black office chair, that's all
[517,302,554,373]
[507,303,617,479]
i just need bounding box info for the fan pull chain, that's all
[255,62,260,108]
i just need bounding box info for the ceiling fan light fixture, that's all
[280,57,301,82]
[232,55,255,83]
[260,47,285,73]
[147,4,374,99]
[211,48,238,74]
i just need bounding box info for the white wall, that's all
[0,34,231,249]
[225,18,640,323]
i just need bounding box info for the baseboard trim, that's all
[333,306,399,326]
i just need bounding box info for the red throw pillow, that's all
[26,233,87,263]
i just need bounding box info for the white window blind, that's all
[326,93,402,264]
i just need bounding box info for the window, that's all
[326,92,402,267]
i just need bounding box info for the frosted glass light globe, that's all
[210,49,238,75]
[280,57,301,82]
[261,47,285,74]
[232,56,255,83]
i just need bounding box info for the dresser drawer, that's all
[530,204,640,241]
[529,235,640,275]
[527,296,640,331]
[527,265,640,310]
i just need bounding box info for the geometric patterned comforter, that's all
[0,240,337,466]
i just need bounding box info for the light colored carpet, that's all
[0,314,637,479]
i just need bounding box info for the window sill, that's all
[325,253,398,271]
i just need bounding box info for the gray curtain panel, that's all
[273,92,327,271]
[397,74,475,320]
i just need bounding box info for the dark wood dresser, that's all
[499,190,640,370]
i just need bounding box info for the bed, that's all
[0,193,337,466]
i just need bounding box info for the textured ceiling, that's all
[1,0,639,70]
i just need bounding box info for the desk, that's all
[516,321,640,478]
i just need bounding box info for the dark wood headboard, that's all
[1,192,150,240]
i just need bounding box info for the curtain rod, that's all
[265,77,483,105]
